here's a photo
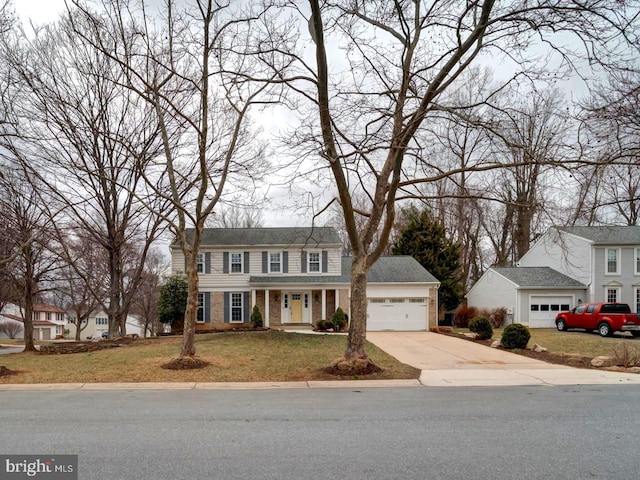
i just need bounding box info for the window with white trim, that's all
[46,312,51,321]
[606,287,619,303]
[56,325,62,335]
[231,253,243,273]
[636,248,640,275]
[196,253,204,273]
[231,293,243,322]
[197,293,205,323]
[308,252,321,273]
[606,248,620,275]
[635,288,640,313]
[269,252,281,273]
[96,317,108,325]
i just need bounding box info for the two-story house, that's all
[170,227,440,331]
[0,303,66,340]
[466,226,640,328]
[66,310,148,339]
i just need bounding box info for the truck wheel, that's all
[556,319,567,332]
[598,322,613,337]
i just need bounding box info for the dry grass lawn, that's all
[0,331,420,384]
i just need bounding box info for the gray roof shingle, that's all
[181,227,342,247]
[493,267,586,288]
[249,256,439,285]
[558,226,640,245]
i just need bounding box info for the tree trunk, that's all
[181,250,199,357]
[344,255,369,361]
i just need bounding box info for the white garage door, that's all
[366,297,428,331]
[529,296,573,328]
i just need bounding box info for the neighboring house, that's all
[467,226,640,328]
[66,311,148,339]
[0,303,66,340]
[466,267,587,328]
[170,227,440,331]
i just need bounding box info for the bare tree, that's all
[69,0,278,359]
[4,12,169,338]
[0,169,59,351]
[130,248,167,338]
[0,320,22,339]
[207,204,264,229]
[577,71,640,225]
[254,0,640,369]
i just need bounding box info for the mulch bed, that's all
[0,366,17,377]
[321,357,384,376]
[161,357,210,370]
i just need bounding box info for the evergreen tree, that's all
[157,274,188,327]
[392,205,463,311]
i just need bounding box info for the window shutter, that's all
[283,251,288,273]
[243,292,250,323]
[262,251,268,273]
[223,252,229,274]
[223,292,230,323]
[205,252,211,274]
[322,251,328,273]
[204,293,211,323]
[301,251,307,273]
[244,252,250,273]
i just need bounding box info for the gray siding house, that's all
[171,227,440,331]
[467,226,640,328]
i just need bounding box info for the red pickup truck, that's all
[555,303,640,337]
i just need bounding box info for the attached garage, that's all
[529,295,573,328]
[367,297,429,331]
[362,257,439,332]
[467,267,587,328]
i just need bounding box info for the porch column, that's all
[321,289,326,320]
[251,290,256,308]
[335,289,340,310]
[265,289,270,328]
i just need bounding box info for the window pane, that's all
[197,253,204,273]
[197,293,204,322]
[309,252,320,272]
[231,293,242,322]
[270,252,281,272]
[530,304,539,311]
[561,304,570,311]
[607,289,618,303]
[540,305,549,311]
[231,253,242,273]
[607,249,617,273]
[550,304,560,311]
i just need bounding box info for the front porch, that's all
[251,288,349,328]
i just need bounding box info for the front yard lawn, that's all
[0,331,420,384]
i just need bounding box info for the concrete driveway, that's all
[367,331,640,387]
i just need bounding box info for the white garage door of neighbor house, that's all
[366,297,428,331]
[529,296,573,328]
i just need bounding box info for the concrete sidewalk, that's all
[367,331,640,387]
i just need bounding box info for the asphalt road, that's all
[1,385,638,479]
